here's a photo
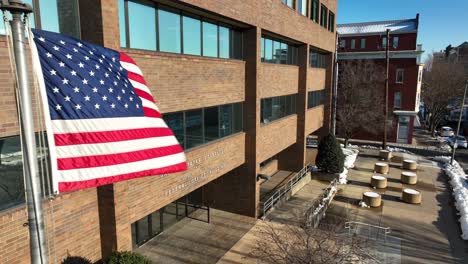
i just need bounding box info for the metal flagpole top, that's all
[0,0,33,13]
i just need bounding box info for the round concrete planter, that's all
[362,191,382,207]
[401,171,418,185]
[402,188,421,204]
[402,159,418,171]
[371,175,387,189]
[374,162,389,174]
[379,150,392,161]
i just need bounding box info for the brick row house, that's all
[0,0,336,263]
[337,15,424,144]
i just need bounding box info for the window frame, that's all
[328,11,335,32]
[396,68,404,84]
[298,0,308,17]
[120,0,243,60]
[350,39,356,49]
[393,36,399,49]
[320,4,328,28]
[360,38,366,49]
[261,35,298,66]
[394,91,402,109]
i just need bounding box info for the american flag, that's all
[31,29,187,193]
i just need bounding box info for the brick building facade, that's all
[0,0,336,263]
[337,15,424,144]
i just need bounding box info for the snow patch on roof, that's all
[337,19,417,35]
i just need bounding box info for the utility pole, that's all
[0,1,48,263]
[331,33,339,136]
[383,29,390,149]
[451,80,468,165]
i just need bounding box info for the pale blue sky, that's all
[337,0,468,60]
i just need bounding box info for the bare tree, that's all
[250,214,376,264]
[423,59,466,136]
[336,60,385,146]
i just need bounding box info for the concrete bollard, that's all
[371,175,387,189]
[401,171,418,185]
[402,159,418,171]
[402,188,421,204]
[363,191,382,207]
[374,162,389,174]
[379,150,392,161]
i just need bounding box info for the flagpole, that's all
[0,1,48,263]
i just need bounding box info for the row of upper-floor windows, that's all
[163,103,243,150]
[261,94,297,124]
[281,0,335,32]
[0,0,80,38]
[118,0,243,59]
[261,36,299,65]
[340,36,401,50]
[309,50,328,68]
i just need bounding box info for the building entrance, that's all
[131,187,210,248]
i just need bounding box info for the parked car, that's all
[448,135,468,149]
[439,126,455,137]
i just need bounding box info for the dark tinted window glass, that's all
[261,95,296,124]
[231,30,243,59]
[311,0,319,23]
[185,110,203,149]
[328,12,335,32]
[0,136,24,211]
[119,0,126,47]
[128,1,156,50]
[159,9,181,53]
[39,0,80,38]
[220,104,233,137]
[204,107,219,142]
[320,5,328,28]
[280,42,288,64]
[219,26,230,58]
[262,36,297,65]
[163,112,184,147]
[308,90,325,109]
[203,21,218,57]
[233,103,243,133]
[310,51,327,68]
[182,16,201,55]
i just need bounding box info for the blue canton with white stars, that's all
[32,29,144,120]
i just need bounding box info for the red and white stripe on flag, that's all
[31,29,187,193]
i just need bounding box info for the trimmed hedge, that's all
[61,256,92,264]
[106,251,151,264]
[315,134,344,174]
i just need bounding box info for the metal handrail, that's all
[260,164,312,218]
[345,221,392,242]
[304,179,338,228]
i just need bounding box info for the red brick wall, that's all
[0,188,101,264]
[259,64,299,98]
[258,115,298,162]
[308,68,327,90]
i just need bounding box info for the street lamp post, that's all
[382,29,390,149]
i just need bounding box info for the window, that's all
[351,39,356,49]
[308,90,325,108]
[281,0,295,8]
[261,95,297,124]
[119,1,243,59]
[203,21,218,57]
[311,0,319,23]
[0,133,52,212]
[128,1,157,50]
[0,0,80,37]
[159,8,181,53]
[360,38,366,49]
[185,109,203,149]
[393,36,399,49]
[394,92,402,108]
[163,103,243,150]
[309,50,327,68]
[261,36,298,65]
[298,0,308,16]
[396,69,404,83]
[382,37,387,49]
[328,12,335,32]
[219,26,230,59]
[320,5,328,28]
[183,16,201,55]
[340,39,346,48]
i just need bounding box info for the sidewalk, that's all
[218,149,468,264]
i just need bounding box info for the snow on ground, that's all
[433,156,468,240]
[339,146,359,184]
[359,145,415,154]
